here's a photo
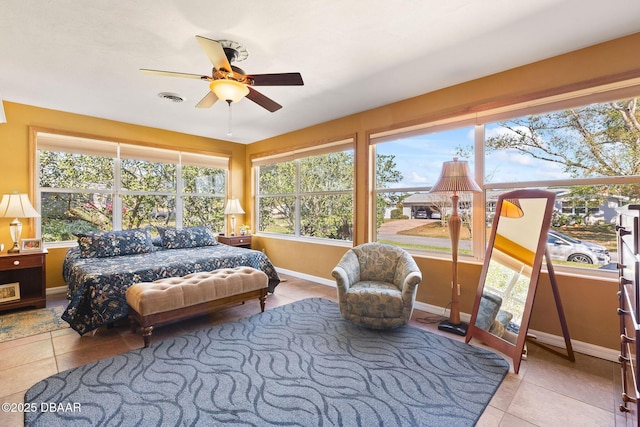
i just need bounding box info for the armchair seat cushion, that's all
[332,243,422,329]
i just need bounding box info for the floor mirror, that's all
[465,189,574,373]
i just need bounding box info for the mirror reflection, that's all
[474,198,548,344]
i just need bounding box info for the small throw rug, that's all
[25,298,508,427]
[0,306,69,343]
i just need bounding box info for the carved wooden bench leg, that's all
[141,325,153,348]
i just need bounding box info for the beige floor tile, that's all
[476,405,505,426]
[507,381,614,426]
[55,338,137,372]
[0,332,51,352]
[0,358,57,399]
[0,340,54,371]
[0,390,26,427]
[489,373,522,411]
[523,342,616,412]
[52,326,127,355]
[498,413,537,426]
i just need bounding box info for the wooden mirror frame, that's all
[465,189,574,373]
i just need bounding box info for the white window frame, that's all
[252,138,355,242]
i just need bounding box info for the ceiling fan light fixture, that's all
[209,80,249,103]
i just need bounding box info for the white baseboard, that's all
[276,267,336,287]
[46,285,68,296]
[276,268,620,363]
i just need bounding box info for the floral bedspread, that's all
[61,245,280,335]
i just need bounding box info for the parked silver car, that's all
[547,230,610,265]
[414,209,428,219]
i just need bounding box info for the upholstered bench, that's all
[126,267,269,347]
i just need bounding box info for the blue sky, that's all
[376,124,570,188]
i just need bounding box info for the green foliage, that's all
[258,151,364,240]
[39,151,226,241]
[42,219,100,242]
[375,154,404,228]
[485,98,640,199]
[390,209,407,219]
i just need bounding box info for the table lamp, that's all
[429,158,481,336]
[224,198,245,236]
[0,192,41,253]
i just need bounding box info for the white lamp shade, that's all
[429,157,481,194]
[209,80,249,103]
[224,198,245,215]
[0,193,40,218]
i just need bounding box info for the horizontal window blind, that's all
[37,133,228,169]
[181,152,229,169]
[120,144,179,164]
[37,133,118,157]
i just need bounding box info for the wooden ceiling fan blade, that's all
[196,36,232,72]
[140,69,209,80]
[195,91,218,108]
[246,87,282,112]
[248,72,304,86]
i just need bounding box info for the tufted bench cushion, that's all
[126,267,268,347]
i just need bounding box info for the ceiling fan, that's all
[141,36,304,112]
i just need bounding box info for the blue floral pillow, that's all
[76,228,155,258]
[157,226,218,249]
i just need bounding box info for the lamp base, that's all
[438,319,468,336]
[7,242,20,253]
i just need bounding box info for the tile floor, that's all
[0,274,631,426]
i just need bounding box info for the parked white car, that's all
[546,230,610,265]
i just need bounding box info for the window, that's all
[36,133,228,243]
[254,140,354,241]
[482,97,640,269]
[373,126,476,254]
[372,94,640,274]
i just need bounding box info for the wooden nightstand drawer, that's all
[217,235,252,248]
[0,252,44,270]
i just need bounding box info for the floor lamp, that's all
[429,158,481,336]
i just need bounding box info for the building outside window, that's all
[373,126,476,255]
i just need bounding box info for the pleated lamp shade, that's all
[429,157,481,194]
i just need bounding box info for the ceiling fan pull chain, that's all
[226,100,233,137]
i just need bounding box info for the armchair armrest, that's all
[331,250,361,293]
[395,254,422,303]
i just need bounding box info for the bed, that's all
[61,227,280,335]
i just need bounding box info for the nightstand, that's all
[0,249,47,312]
[217,235,252,249]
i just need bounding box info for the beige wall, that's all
[246,32,640,350]
[2,33,638,350]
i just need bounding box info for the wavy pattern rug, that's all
[0,306,69,343]
[25,298,508,426]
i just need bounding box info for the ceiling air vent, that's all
[158,92,184,103]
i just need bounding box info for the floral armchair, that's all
[331,242,422,329]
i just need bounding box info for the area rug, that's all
[0,306,69,343]
[24,298,508,426]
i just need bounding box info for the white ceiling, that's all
[2,1,640,144]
